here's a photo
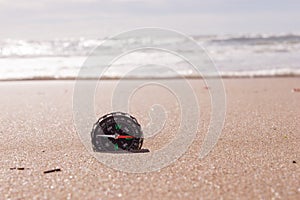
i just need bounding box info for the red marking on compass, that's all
[117,135,134,139]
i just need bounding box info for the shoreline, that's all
[1,74,300,82]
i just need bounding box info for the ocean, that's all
[1,34,300,80]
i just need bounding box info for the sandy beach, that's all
[0,78,299,199]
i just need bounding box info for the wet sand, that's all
[0,78,299,199]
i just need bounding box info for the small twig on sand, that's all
[10,167,27,170]
[43,168,61,174]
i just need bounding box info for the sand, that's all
[0,78,299,199]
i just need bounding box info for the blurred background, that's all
[0,0,300,80]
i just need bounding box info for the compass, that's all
[91,112,149,153]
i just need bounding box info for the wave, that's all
[1,69,300,81]
[219,68,300,78]
[1,33,300,58]
[208,34,300,45]
[0,38,100,58]
[0,34,300,80]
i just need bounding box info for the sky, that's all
[0,0,300,39]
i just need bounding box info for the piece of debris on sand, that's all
[43,168,61,174]
[10,167,27,170]
[292,88,300,93]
